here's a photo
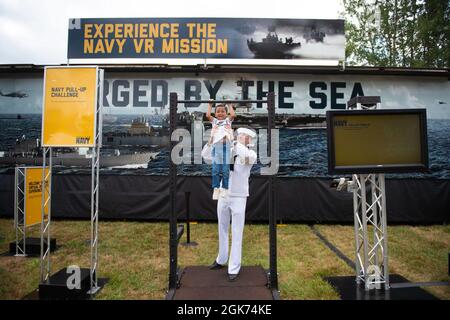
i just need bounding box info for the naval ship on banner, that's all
[247,27,302,59]
[0,116,162,168]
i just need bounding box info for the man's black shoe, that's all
[209,261,225,270]
[228,273,239,281]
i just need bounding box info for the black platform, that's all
[8,237,57,256]
[168,266,276,300]
[38,267,104,300]
[325,274,439,300]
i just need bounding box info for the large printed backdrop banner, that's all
[67,18,345,60]
[42,67,98,147]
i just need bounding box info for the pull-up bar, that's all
[175,99,269,104]
[166,92,279,299]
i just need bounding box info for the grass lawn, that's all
[0,218,449,300]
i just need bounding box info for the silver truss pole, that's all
[14,167,19,255]
[380,174,389,288]
[371,175,379,268]
[360,174,369,288]
[88,144,100,295]
[40,147,52,283]
[350,97,389,291]
[88,68,103,296]
[90,145,95,291]
[15,167,26,256]
[352,174,362,283]
[23,168,26,256]
[353,173,390,290]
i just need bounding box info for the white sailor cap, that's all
[236,128,257,138]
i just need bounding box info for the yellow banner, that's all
[333,114,422,166]
[42,67,98,147]
[25,167,49,227]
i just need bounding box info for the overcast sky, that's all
[0,0,344,64]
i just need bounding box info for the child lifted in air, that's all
[206,101,236,200]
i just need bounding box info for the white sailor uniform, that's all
[215,141,257,275]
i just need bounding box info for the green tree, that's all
[343,0,450,68]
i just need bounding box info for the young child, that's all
[206,102,236,200]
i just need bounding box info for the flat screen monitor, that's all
[326,109,429,174]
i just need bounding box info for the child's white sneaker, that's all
[220,188,228,198]
[212,188,220,200]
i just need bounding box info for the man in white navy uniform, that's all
[208,128,257,281]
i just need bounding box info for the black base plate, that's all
[36,267,105,300]
[22,278,107,300]
[167,265,275,300]
[8,237,57,256]
[325,274,439,300]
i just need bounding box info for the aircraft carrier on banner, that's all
[0,138,159,168]
[0,116,166,168]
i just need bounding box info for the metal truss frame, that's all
[40,67,103,297]
[40,148,52,282]
[14,167,26,256]
[353,173,389,290]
